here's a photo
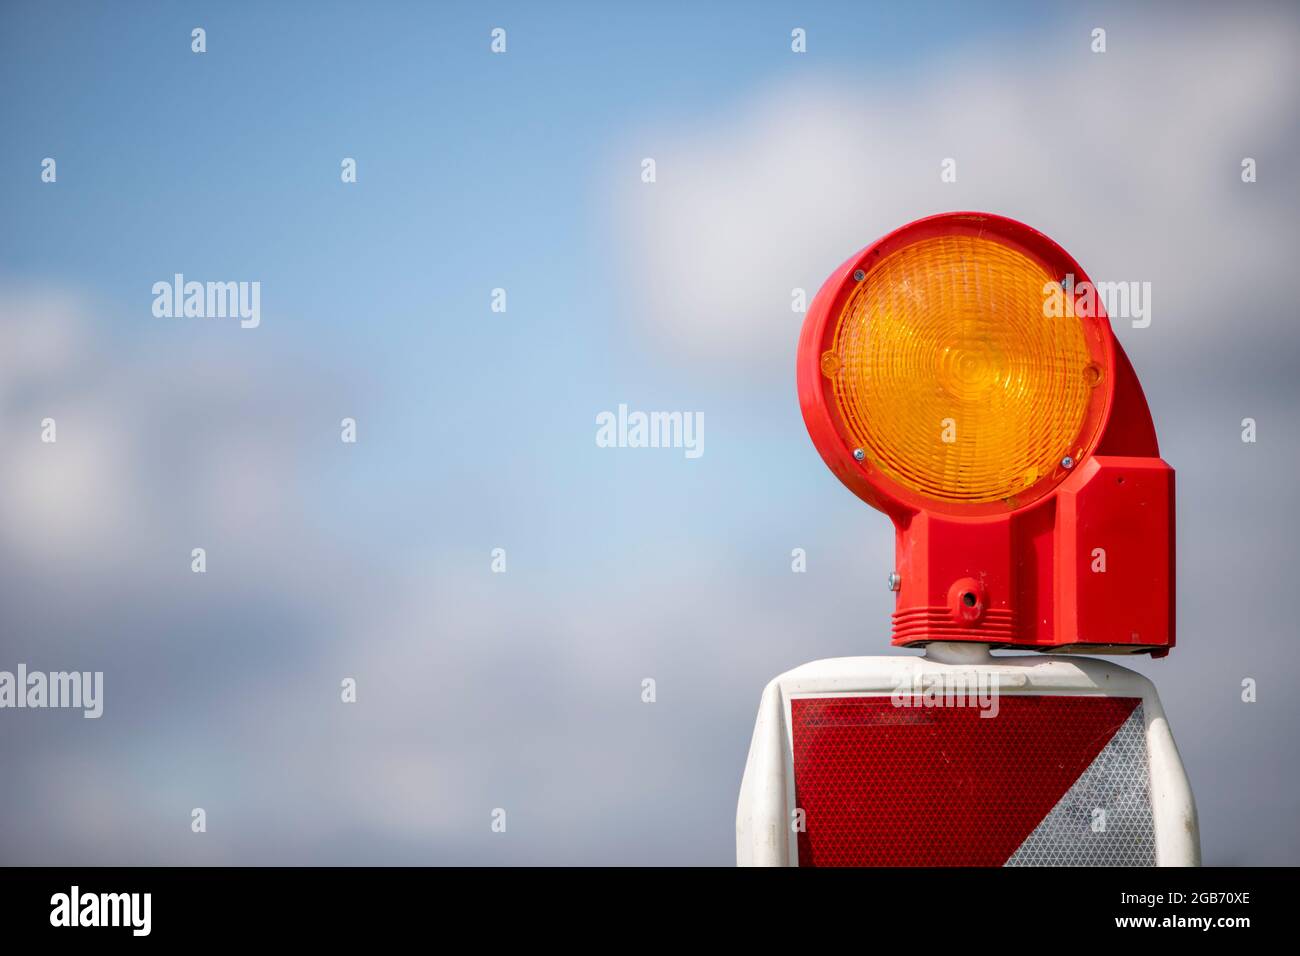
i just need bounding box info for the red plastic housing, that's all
[797,212,1174,655]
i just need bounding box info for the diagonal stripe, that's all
[1005,703,1154,865]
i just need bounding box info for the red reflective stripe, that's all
[791,695,1140,866]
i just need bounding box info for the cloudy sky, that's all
[1,0,1297,865]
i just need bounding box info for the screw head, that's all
[853,448,865,461]
[853,269,866,282]
[888,572,901,592]
[1061,455,1075,469]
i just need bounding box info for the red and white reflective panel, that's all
[736,652,1199,867]
[791,695,1152,866]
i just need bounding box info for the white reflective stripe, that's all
[1006,703,1155,865]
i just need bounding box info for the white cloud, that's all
[0,285,334,601]
[612,11,1300,379]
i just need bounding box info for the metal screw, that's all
[853,448,865,461]
[853,269,866,282]
[1061,455,1075,469]
[888,572,901,592]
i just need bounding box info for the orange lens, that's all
[826,234,1097,504]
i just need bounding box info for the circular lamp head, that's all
[798,212,1116,517]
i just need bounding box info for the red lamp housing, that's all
[797,212,1174,655]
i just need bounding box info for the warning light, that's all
[738,214,1196,867]
[796,212,1174,654]
[825,234,1098,504]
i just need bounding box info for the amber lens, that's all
[827,234,1095,504]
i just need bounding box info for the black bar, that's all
[0,866,1285,941]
